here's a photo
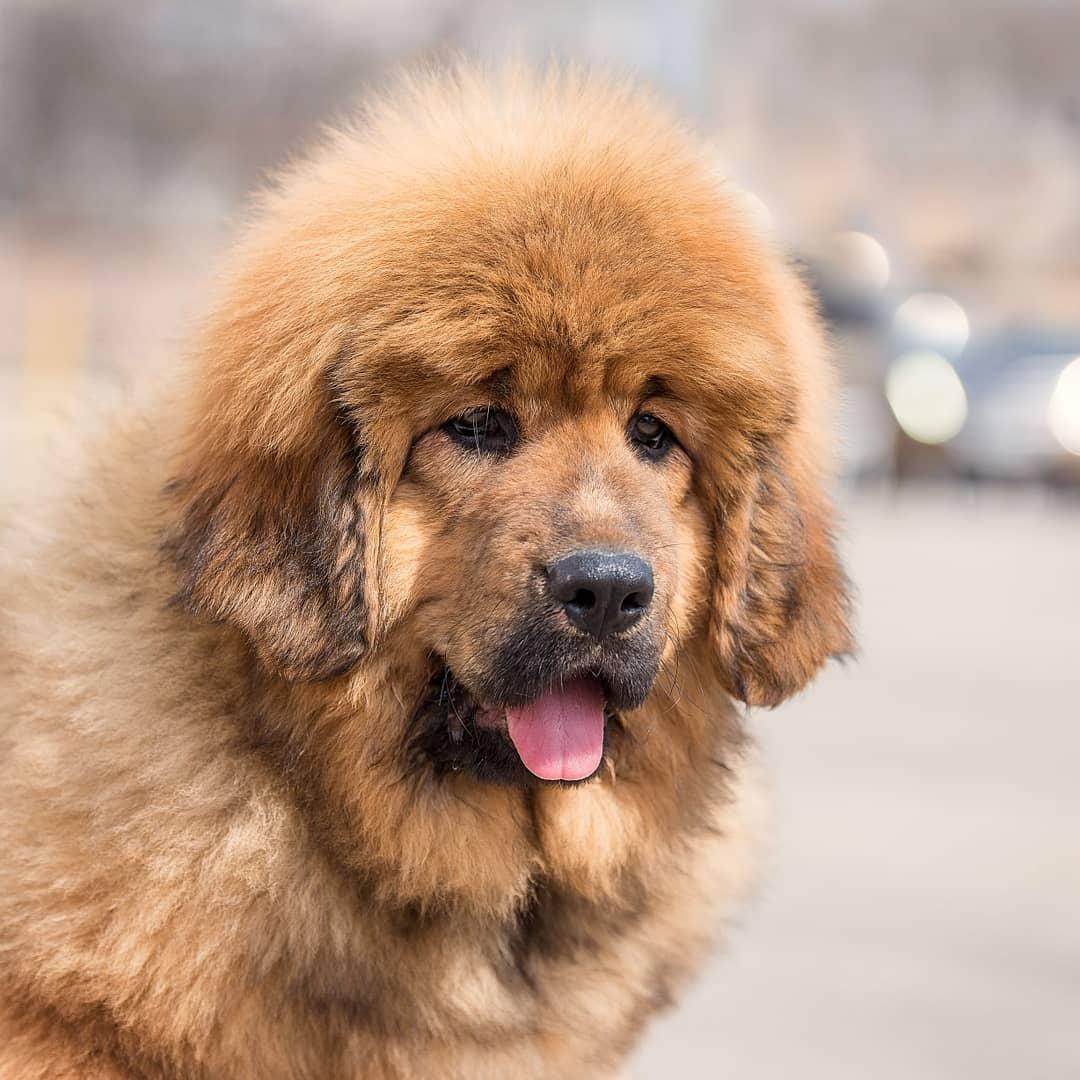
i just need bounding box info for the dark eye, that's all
[443,406,519,454]
[628,412,675,460]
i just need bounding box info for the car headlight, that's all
[1048,357,1080,455]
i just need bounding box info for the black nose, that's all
[547,550,655,641]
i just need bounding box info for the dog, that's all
[0,67,851,1078]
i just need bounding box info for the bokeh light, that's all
[1048,357,1080,455]
[893,291,970,357]
[885,348,968,445]
[823,230,891,292]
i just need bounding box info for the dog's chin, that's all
[409,664,649,788]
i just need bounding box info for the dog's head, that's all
[166,70,851,791]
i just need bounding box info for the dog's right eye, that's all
[443,407,519,454]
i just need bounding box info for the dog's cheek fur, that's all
[373,482,436,636]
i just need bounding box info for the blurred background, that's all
[2,1,1077,1076]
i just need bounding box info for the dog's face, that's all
[166,76,851,799]
[391,361,708,785]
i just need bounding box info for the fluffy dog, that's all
[0,67,851,1078]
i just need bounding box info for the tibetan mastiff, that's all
[0,67,851,1078]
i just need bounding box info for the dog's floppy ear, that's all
[710,279,853,707]
[712,440,852,707]
[164,396,376,683]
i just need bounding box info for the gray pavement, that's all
[634,489,1080,1079]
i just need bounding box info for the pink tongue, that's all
[506,677,605,781]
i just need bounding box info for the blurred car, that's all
[949,326,1080,485]
[797,234,898,482]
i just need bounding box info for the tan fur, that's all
[0,66,850,1078]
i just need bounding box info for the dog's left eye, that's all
[443,407,519,454]
[628,412,675,460]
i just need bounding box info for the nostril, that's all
[571,588,596,610]
[621,591,646,613]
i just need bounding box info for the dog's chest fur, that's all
[240,777,758,1080]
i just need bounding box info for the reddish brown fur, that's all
[0,67,850,1078]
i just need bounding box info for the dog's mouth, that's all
[412,665,623,786]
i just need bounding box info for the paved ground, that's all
[633,489,1080,1079]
